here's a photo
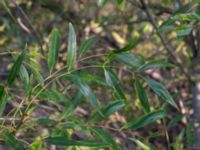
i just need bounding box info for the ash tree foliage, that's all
[0,0,199,149]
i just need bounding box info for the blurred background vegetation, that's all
[0,0,200,149]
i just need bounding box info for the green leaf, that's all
[45,137,108,147]
[116,0,123,4]
[92,128,119,150]
[0,85,7,116]
[48,28,61,72]
[173,2,193,15]
[129,138,150,150]
[36,118,57,126]
[112,38,138,54]
[37,88,67,103]
[30,66,44,85]
[186,120,195,146]
[163,0,169,6]
[79,38,96,56]
[167,114,183,129]
[176,24,193,36]
[98,0,107,7]
[19,65,29,88]
[91,100,125,121]
[70,74,101,112]
[67,23,77,72]
[28,139,42,150]
[0,85,5,103]
[123,110,167,129]
[73,70,107,86]
[115,52,144,69]
[1,0,15,20]
[7,51,25,86]
[172,129,185,150]
[137,60,175,72]
[104,69,126,101]
[158,18,176,33]
[135,79,150,113]
[2,132,25,150]
[175,13,200,22]
[143,77,178,109]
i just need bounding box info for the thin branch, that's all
[129,0,191,82]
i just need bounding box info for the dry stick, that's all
[137,0,191,82]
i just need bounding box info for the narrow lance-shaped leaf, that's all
[45,137,108,147]
[19,65,29,88]
[143,77,178,109]
[115,52,144,69]
[79,37,96,57]
[91,128,120,150]
[0,85,5,101]
[67,23,77,72]
[0,84,7,116]
[129,138,150,150]
[134,79,150,113]
[137,60,175,72]
[186,120,195,146]
[112,38,138,54]
[2,132,25,150]
[123,110,167,130]
[7,51,25,86]
[104,69,126,101]
[48,28,61,73]
[70,74,101,113]
[91,100,125,121]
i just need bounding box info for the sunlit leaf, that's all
[143,77,178,109]
[48,28,61,73]
[67,23,77,72]
[79,37,96,56]
[7,51,25,86]
[135,79,150,113]
[112,38,138,54]
[28,139,42,150]
[2,132,25,150]
[129,138,150,150]
[123,110,167,129]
